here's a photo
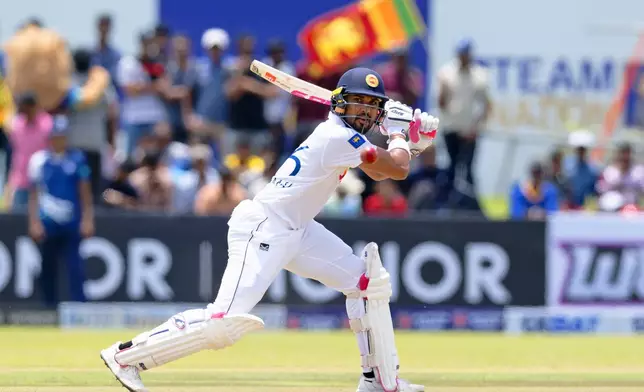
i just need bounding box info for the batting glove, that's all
[380,100,414,138]
[408,109,439,157]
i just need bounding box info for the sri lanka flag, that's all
[298,0,425,76]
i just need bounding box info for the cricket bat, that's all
[250,60,332,105]
[249,59,422,143]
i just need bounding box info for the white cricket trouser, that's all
[116,199,376,375]
[208,199,366,314]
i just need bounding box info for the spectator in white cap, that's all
[171,143,221,214]
[563,129,600,209]
[186,28,231,163]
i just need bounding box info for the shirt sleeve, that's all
[436,64,449,85]
[544,184,560,214]
[28,150,47,186]
[76,153,91,181]
[322,128,373,169]
[509,183,528,219]
[60,87,83,110]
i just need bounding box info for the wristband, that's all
[387,137,411,157]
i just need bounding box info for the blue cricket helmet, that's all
[335,67,388,100]
[331,67,389,133]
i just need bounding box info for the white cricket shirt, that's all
[254,113,373,229]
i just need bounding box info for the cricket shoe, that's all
[100,341,148,392]
[356,373,425,392]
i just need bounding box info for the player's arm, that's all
[437,68,450,111]
[76,155,95,237]
[361,166,388,181]
[362,105,440,181]
[358,134,410,180]
[321,128,407,181]
[117,57,157,96]
[357,101,418,180]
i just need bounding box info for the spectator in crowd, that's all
[262,39,295,159]
[194,168,246,215]
[322,170,364,218]
[92,14,121,89]
[363,179,408,217]
[68,48,118,200]
[0,71,13,197]
[163,34,199,144]
[402,145,447,211]
[544,149,572,208]
[510,161,558,220]
[375,47,424,107]
[19,18,43,30]
[128,147,172,211]
[152,121,174,160]
[223,137,265,189]
[245,159,279,199]
[224,34,278,156]
[116,32,167,158]
[6,93,53,211]
[437,38,491,211]
[597,142,644,207]
[27,116,94,308]
[191,28,231,160]
[163,131,206,171]
[102,160,139,210]
[171,144,220,214]
[564,130,599,209]
[153,24,172,65]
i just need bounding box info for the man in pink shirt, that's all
[6,93,53,210]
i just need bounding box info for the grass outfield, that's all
[0,328,643,391]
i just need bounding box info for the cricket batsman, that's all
[100,67,439,392]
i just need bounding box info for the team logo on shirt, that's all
[365,74,379,88]
[348,134,366,149]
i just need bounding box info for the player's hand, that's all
[380,100,413,138]
[408,109,439,157]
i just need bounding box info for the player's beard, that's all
[349,113,376,134]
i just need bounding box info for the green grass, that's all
[481,196,509,219]
[0,328,643,391]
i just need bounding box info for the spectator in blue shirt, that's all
[163,34,199,144]
[563,130,600,209]
[188,28,232,163]
[510,162,559,220]
[27,116,94,308]
[92,14,121,94]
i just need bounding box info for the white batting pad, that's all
[115,309,264,371]
[360,242,399,392]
